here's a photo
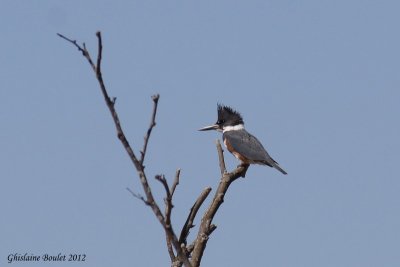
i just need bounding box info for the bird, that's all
[199,104,287,175]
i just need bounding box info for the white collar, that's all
[222,124,245,133]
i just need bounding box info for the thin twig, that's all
[126,187,150,205]
[215,139,227,175]
[95,31,103,75]
[140,94,160,165]
[171,169,181,197]
[155,175,171,198]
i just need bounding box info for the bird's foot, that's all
[237,163,249,178]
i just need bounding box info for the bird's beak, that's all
[198,124,219,131]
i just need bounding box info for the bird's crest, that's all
[217,104,244,125]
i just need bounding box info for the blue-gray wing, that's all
[223,130,287,175]
[223,130,273,164]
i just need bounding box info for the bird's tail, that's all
[260,159,288,175]
[273,163,287,175]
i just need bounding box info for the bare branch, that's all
[126,187,150,205]
[171,169,181,197]
[95,31,103,75]
[155,170,183,265]
[155,174,177,263]
[215,139,227,175]
[59,32,254,266]
[57,33,96,71]
[155,175,171,198]
[190,140,248,267]
[140,94,160,165]
[59,32,192,267]
[179,187,212,245]
[155,173,182,264]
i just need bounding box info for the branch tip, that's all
[171,169,181,197]
[126,187,150,205]
[140,95,160,164]
[152,94,160,102]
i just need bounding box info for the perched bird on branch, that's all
[199,104,287,175]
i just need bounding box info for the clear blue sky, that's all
[1,1,399,266]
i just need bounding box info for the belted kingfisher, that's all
[199,104,287,175]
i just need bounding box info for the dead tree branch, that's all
[140,95,159,165]
[171,169,181,197]
[179,187,212,245]
[59,32,252,267]
[190,140,249,267]
[58,32,191,267]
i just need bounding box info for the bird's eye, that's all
[217,120,225,125]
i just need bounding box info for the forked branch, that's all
[58,32,191,267]
[190,141,249,267]
[59,32,250,267]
